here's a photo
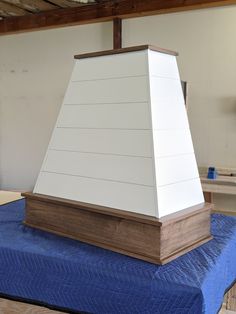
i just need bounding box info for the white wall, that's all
[0,6,235,211]
[0,22,112,190]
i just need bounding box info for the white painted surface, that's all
[64,76,149,105]
[34,48,203,218]
[150,98,189,130]
[149,75,189,130]
[57,102,151,129]
[35,172,157,216]
[43,150,154,186]
[157,178,204,217]
[149,76,185,105]
[50,128,153,157]
[155,153,199,187]
[71,50,148,81]
[152,129,194,158]
[148,50,180,79]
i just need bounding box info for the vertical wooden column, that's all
[226,282,236,311]
[113,18,122,49]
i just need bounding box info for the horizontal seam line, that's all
[56,127,151,130]
[63,101,148,105]
[71,74,147,82]
[155,152,194,159]
[48,149,152,159]
[41,171,154,188]
[157,177,200,187]
[150,75,180,80]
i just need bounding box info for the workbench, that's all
[0,199,236,314]
[201,175,236,215]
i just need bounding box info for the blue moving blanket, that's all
[0,199,235,314]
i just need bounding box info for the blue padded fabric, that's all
[0,199,235,314]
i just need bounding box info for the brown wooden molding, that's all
[74,45,178,59]
[23,192,212,264]
[1,0,236,34]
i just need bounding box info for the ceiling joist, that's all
[0,0,236,35]
[0,1,28,17]
[2,0,57,13]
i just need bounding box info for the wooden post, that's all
[113,18,122,49]
[203,191,213,203]
[226,282,236,311]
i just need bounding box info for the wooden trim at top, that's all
[74,45,178,59]
[22,192,212,226]
[1,0,236,35]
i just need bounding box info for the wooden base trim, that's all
[23,192,213,265]
[25,221,212,265]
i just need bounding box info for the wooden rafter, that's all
[46,0,88,8]
[0,1,28,17]
[0,0,236,34]
[2,0,57,13]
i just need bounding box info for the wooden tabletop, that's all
[201,175,236,195]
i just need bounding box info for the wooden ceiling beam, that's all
[0,1,28,17]
[46,0,94,8]
[2,0,57,13]
[0,0,236,34]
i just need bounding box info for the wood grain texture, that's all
[0,298,65,314]
[113,18,122,49]
[23,192,212,265]
[226,282,236,311]
[3,0,57,13]
[0,2,27,17]
[75,45,178,59]
[1,0,236,34]
[204,191,213,203]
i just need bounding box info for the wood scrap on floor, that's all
[0,191,23,205]
[0,298,66,314]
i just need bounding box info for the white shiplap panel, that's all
[63,76,149,105]
[149,76,187,129]
[149,76,185,105]
[148,50,180,79]
[153,129,194,158]
[155,153,199,187]
[43,150,154,186]
[150,98,189,130]
[157,178,204,217]
[34,172,157,216]
[151,101,189,130]
[50,129,153,157]
[57,102,151,129]
[71,51,148,81]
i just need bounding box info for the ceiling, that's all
[0,0,98,19]
[0,0,235,35]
